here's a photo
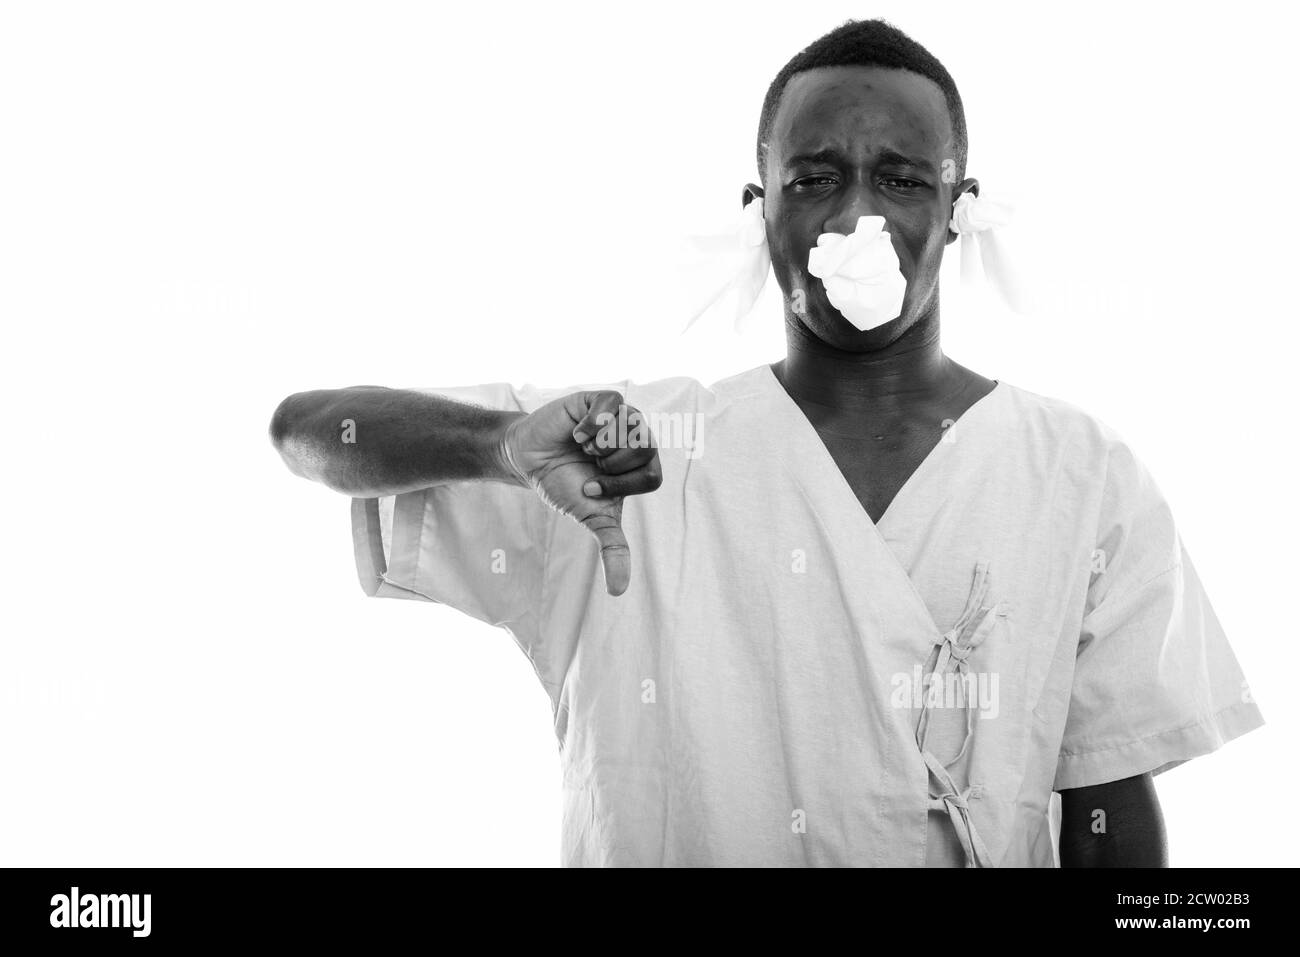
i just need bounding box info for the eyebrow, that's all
[785,148,936,174]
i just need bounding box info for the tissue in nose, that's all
[806,215,907,332]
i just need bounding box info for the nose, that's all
[823,183,883,235]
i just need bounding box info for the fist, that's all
[502,391,662,596]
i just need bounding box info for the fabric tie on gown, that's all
[915,560,1010,868]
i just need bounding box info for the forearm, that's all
[1058,772,1169,867]
[269,386,527,497]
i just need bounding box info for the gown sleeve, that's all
[1053,436,1264,791]
[349,381,580,655]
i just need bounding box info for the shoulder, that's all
[600,365,774,415]
[423,365,771,417]
[999,383,1171,552]
[998,381,1148,481]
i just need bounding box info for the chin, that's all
[801,310,909,351]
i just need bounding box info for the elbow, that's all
[269,393,301,453]
[269,386,388,495]
[269,392,313,477]
[269,390,367,494]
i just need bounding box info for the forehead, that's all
[768,65,952,164]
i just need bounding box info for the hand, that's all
[501,391,662,596]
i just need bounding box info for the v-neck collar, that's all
[754,360,1012,662]
[759,360,1006,546]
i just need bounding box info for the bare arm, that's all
[269,386,663,595]
[269,386,524,498]
[1058,772,1169,867]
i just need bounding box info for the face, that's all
[749,65,975,350]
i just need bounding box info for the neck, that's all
[775,309,963,413]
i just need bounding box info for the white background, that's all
[1,0,1294,866]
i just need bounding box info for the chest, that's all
[817,423,951,525]
[799,378,1000,526]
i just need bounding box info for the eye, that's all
[881,177,926,191]
[791,175,838,190]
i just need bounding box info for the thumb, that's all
[580,507,631,596]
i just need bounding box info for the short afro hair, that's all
[756,18,968,185]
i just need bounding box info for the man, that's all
[270,19,1262,866]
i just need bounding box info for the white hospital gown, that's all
[349,364,1263,867]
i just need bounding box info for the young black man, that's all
[271,19,1263,867]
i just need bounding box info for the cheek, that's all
[766,226,811,281]
[897,225,947,280]
[770,245,806,300]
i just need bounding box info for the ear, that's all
[742,183,765,208]
[944,177,979,246]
